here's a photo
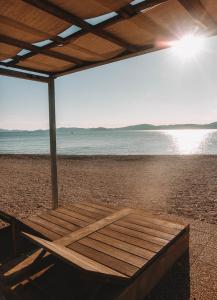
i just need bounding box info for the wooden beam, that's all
[48,78,58,209]
[0,34,83,65]
[0,67,49,83]
[178,0,217,31]
[0,62,51,76]
[5,0,167,72]
[54,43,156,77]
[23,0,138,52]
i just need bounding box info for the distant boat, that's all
[71,131,74,135]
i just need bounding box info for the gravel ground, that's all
[0,155,217,226]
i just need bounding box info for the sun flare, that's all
[170,34,206,61]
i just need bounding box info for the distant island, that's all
[1,122,217,133]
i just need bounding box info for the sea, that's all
[0,129,217,155]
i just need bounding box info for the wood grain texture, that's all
[22,232,127,278]
[54,208,133,246]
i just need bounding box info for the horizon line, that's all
[1,121,217,131]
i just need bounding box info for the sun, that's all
[170,34,206,61]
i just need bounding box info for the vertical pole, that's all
[48,77,58,209]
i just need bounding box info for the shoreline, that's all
[0,154,217,226]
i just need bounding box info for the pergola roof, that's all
[1,0,217,78]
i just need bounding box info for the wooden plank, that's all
[0,67,49,83]
[2,0,167,77]
[123,215,179,235]
[116,220,174,241]
[39,213,79,232]
[0,34,82,65]
[2,249,46,277]
[77,237,147,268]
[98,227,162,252]
[131,211,185,230]
[71,203,108,217]
[28,216,69,236]
[22,219,61,241]
[178,0,217,30]
[58,206,96,222]
[70,242,136,277]
[116,229,189,300]
[90,232,155,260]
[109,224,168,246]
[54,208,133,246]
[55,208,91,226]
[81,201,117,213]
[22,232,127,278]
[23,0,138,52]
[65,205,104,220]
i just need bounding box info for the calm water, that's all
[0,129,217,155]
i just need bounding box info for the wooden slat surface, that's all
[99,227,162,252]
[22,232,126,278]
[75,237,146,268]
[70,242,138,277]
[28,216,70,236]
[64,205,107,220]
[22,219,61,241]
[21,202,189,281]
[39,213,79,232]
[55,208,133,246]
[54,208,91,226]
[82,201,118,213]
[89,232,155,260]
[109,224,168,246]
[131,211,185,230]
[123,215,179,235]
[116,220,174,241]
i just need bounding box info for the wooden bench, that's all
[0,202,189,299]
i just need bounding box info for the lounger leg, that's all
[11,220,18,257]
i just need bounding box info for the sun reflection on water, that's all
[164,129,215,154]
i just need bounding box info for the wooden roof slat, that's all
[54,44,154,77]
[1,0,167,75]
[178,0,217,31]
[1,0,217,77]
[23,0,138,52]
[0,67,49,83]
[0,34,83,65]
[0,61,51,76]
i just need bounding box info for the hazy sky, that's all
[1,35,217,130]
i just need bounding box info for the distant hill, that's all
[118,122,217,130]
[1,122,217,132]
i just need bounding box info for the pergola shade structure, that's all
[1,0,217,208]
[1,0,217,78]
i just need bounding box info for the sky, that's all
[1,35,217,130]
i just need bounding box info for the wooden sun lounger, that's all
[0,202,189,299]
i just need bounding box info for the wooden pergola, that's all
[1,0,217,209]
